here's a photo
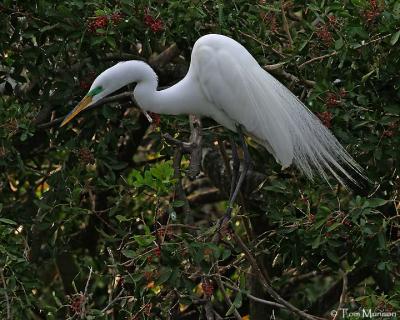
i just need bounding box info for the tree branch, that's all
[1,268,11,320]
[231,230,325,320]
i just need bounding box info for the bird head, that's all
[60,62,134,127]
[61,84,105,127]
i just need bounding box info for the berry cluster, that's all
[69,293,86,315]
[325,89,346,108]
[154,245,161,257]
[143,303,152,316]
[363,0,382,24]
[327,15,338,27]
[144,10,164,32]
[316,24,333,47]
[149,112,161,126]
[201,280,214,297]
[79,71,96,91]
[3,118,18,136]
[88,16,108,33]
[111,12,124,24]
[325,92,340,108]
[78,148,95,165]
[79,80,91,91]
[316,111,333,128]
[260,12,277,33]
[88,12,124,33]
[382,122,398,138]
[144,271,153,282]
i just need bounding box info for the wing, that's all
[192,35,366,187]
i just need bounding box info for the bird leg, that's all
[226,125,251,217]
[229,136,240,202]
[215,126,251,241]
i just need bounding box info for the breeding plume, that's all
[61,34,366,187]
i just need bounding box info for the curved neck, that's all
[129,62,190,115]
[105,60,191,115]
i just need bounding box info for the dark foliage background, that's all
[1,0,399,319]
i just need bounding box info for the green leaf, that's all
[327,222,341,232]
[394,2,400,16]
[157,267,173,284]
[366,198,388,208]
[377,261,386,271]
[350,0,366,6]
[335,37,344,50]
[133,235,155,247]
[172,200,185,208]
[312,234,322,249]
[361,69,376,83]
[226,292,242,316]
[378,232,385,249]
[40,24,59,33]
[115,215,132,222]
[121,249,136,258]
[0,218,17,225]
[390,30,400,46]
[221,249,231,261]
[326,250,339,263]
[106,37,116,49]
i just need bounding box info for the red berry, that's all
[144,9,164,32]
[88,15,108,33]
[316,24,333,47]
[144,303,152,316]
[316,111,333,128]
[79,80,91,90]
[201,280,214,297]
[111,12,123,24]
[149,112,161,126]
[144,271,153,281]
[327,15,338,27]
[154,246,161,257]
[325,92,340,108]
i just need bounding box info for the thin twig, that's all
[298,51,338,69]
[299,30,397,69]
[223,280,287,309]
[215,275,242,320]
[172,148,193,224]
[333,270,348,320]
[101,288,126,313]
[265,65,316,87]
[83,267,93,296]
[280,0,293,47]
[238,30,286,57]
[1,268,11,320]
[230,230,325,320]
[187,115,202,179]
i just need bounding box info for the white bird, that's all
[61,34,366,189]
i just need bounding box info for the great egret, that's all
[61,34,366,195]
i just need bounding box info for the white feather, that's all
[67,34,366,187]
[191,34,365,186]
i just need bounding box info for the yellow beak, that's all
[60,95,93,127]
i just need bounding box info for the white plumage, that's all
[62,34,366,187]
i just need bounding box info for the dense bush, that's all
[1,0,399,319]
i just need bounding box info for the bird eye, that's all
[88,86,103,97]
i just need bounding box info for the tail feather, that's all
[261,71,369,189]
